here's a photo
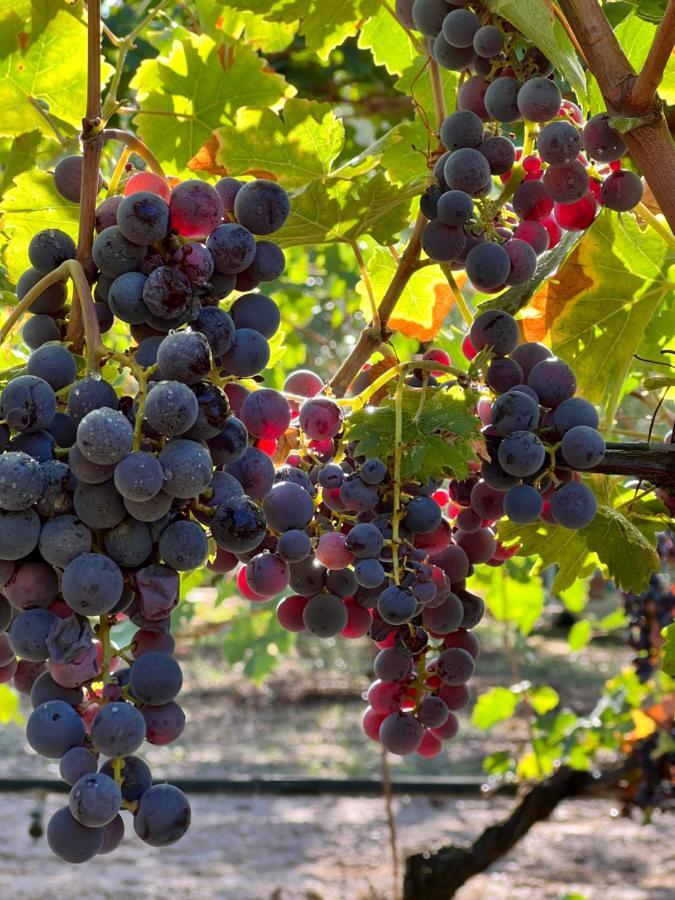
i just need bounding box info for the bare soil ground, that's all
[0,793,671,899]
[0,623,670,898]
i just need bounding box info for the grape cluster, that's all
[623,533,674,682]
[5,158,291,860]
[463,309,604,529]
[246,404,486,759]
[406,0,644,291]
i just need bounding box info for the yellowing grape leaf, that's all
[348,386,480,483]
[213,100,344,188]
[521,213,675,425]
[355,245,455,341]
[482,0,586,99]
[131,33,293,174]
[199,4,298,52]
[0,4,112,138]
[1,170,79,282]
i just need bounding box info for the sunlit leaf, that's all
[568,619,592,651]
[471,686,519,729]
[131,33,292,174]
[214,100,345,188]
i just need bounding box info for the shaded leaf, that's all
[0,129,42,198]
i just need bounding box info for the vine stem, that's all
[67,0,103,352]
[351,240,380,331]
[107,146,133,196]
[559,0,675,232]
[629,0,675,112]
[439,263,472,326]
[100,129,165,176]
[0,261,102,372]
[381,746,401,900]
[328,214,426,397]
[637,202,675,250]
[428,56,447,132]
[328,53,449,399]
[102,0,174,118]
[391,374,404,586]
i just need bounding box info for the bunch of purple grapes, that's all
[465,308,604,529]
[3,158,291,860]
[402,0,644,292]
[623,533,674,682]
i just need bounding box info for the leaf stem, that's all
[107,146,133,196]
[439,263,473,326]
[100,129,166,176]
[637,202,675,248]
[351,240,380,331]
[392,374,404,586]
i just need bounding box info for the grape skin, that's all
[517,77,562,122]
[230,293,281,338]
[440,111,483,151]
[465,242,511,290]
[134,784,191,847]
[550,482,597,529]
[54,156,102,204]
[561,425,606,469]
[16,268,68,315]
[69,773,122,828]
[47,807,104,863]
[600,170,643,212]
[497,431,546,477]
[116,191,170,244]
[28,229,76,274]
[233,180,291,235]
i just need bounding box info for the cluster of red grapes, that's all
[402,0,644,292]
[1,156,291,861]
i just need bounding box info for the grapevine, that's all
[0,0,673,874]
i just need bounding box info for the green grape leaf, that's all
[225,0,380,59]
[500,504,660,594]
[356,245,455,341]
[130,33,292,174]
[522,213,674,426]
[529,685,559,715]
[274,173,423,248]
[469,564,544,635]
[221,605,296,686]
[482,0,586,99]
[498,520,599,594]
[379,121,434,187]
[0,3,112,138]
[1,170,80,282]
[214,100,344,189]
[347,385,480,484]
[0,129,42,198]
[583,505,660,593]
[0,684,23,725]
[471,686,519,729]
[199,3,298,51]
[568,619,592,652]
[358,7,419,77]
[662,623,675,677]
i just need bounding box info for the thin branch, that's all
[67,0,103,351]
[100,129,165,176]
[427,56,447,132]
[328,214,426,398]
[551,3,590,67]
[351,240,380,332]
[630,0,675,111]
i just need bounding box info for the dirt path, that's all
[0,792,670,899]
